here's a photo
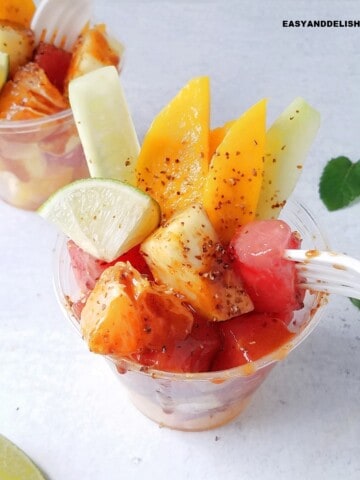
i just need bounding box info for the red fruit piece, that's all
[67,240,152,293]
[229,219,303,314]
[80,263,194,357]
[34,42,72,93]
[120,245,153,278]
[132,316,221,373]
[211,311,296,371]
[71,298,87,320]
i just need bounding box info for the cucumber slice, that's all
[38,178,160,261]
[0,52,9,90]
[69,66,140,185]
[256,97,320,219]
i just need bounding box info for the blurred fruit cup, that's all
[0,16,125,212]
[53,199,328,431]
[0,109,89,210]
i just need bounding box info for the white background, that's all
[1,1,360,479]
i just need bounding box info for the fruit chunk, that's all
[136,76,210,221]
[141,203,253,321]
[80,262,194,356]
[38,178,160,262]
[64,24,124,89]
[132,316,221,373]
[0,62,68,120]
[211,312,296,371]
[229,219,303,313]
[203,99,266,243]
[0,0,35,28]
[0,52,9,90]
[209,119,234,159]
[67,240,152,293]
[34,42,72,93]
[0,21,35,77]
[69,66,140,184]
[256,97,320,219]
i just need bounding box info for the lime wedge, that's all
[38,178,160,262]
[69,66,140,184]
[0,434,45,480]
[0,52,10,90]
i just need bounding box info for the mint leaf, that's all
[319,156,360,211]
[350,298,360,310]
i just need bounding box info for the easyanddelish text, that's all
[283,20,360,28]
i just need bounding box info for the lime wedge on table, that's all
[38,178,160,262]
[69,65,140,184]
[0,434,45,480]
[0,52,10,90]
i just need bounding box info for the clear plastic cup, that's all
[0,109,89,210]
[53,198,328,431]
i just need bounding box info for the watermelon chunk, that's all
[34,42,72,93]
[211,311,295,371]
[229,219,303,314]
[67,240,152,293]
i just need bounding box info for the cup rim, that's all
[53,197,329,382]
[0,108,74,131]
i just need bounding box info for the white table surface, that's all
[1,1,360,479]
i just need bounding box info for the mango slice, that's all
[0,0,35,28]
[209,120,234,159]
[203,99,266,243]
[136,76,210,221]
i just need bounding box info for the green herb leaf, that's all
[350,298,360,310]
[319,156,360,211]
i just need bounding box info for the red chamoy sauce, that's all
[211,312,295,371]
[68,218,303,374]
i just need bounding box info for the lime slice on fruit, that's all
[0,52,10,90]
[38,178,160,262]
[69,65,140,185]
[0,434,45,480]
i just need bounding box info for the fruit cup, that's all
[0,109,89,210]
[53,199,328,431]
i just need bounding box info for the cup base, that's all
[129,391,253,431]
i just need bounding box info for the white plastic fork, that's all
[31,0,92,51]
[285,249,360,300]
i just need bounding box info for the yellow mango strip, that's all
[203,99,266,243]
[136,77,210,221]
[209,119,234,159]
[0,0,35,27]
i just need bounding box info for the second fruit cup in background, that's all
[0,110,88,210]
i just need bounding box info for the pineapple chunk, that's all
[0,21,35,77]
[64,24,124,91]
[0,0,35,28]
[141,204,254,321]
